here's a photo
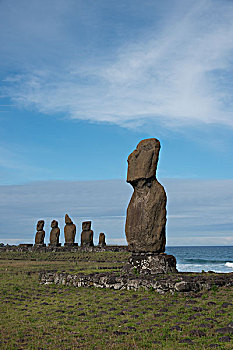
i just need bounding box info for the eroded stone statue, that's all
[64,214,76,245]
[124,138,177,274]
[125,138,166,253]
[98,232,106,247]
[81,221,94,247]
[49,220,61,246]
[35,220,45,246]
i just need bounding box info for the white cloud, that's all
[1,0,233,129]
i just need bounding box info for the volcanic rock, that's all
[64,214,76,245]
[35,220,45,245]
[125,138,166,253]
[49,220,61,246]
[123,138,177,274]
[98,233,106,247]
[81,221,94,247]
[216,327,233,334]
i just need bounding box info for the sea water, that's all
[166,246,233,273]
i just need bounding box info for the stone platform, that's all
[64,243,78,247]
[39,270,233,294]
[123,253,177,274]
[0,244,128,253]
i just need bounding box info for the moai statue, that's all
[35,220,45,246]
[125,138,166,253]
[124,138,177,274]
[98,232,106,247]
[81,221,94,247]
[64,214,77,245]
[49,220,61,246]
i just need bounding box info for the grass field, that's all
[0,251,232,349]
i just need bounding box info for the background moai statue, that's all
[35,220,45,246]
[49,220,61,246]
[124,138,177,274]
[64,214,76,245]
[81,221,94,247]
[98,232,106,247]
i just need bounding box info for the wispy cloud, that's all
[1,0,233,129]
[0,143,48,184]
[0,179,232,246]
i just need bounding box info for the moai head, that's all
[51,220,58,228]
[37,220,44,231]
[65,214,73,224]
[127,138,160,184]
[82,221,91,231]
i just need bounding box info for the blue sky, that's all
[0,0,233,245]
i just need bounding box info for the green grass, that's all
[0,251,232,349]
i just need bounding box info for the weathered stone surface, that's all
[82,221,91,231]
[81,221,94,247]
[216,327,233,334]
[127,138,160,183]
[123,253,177,274]
[0,244,128,252]
[37,220,44,231]
[98,233,106,246]
[35,233,45,245]
[49,220,61,246]
[39,271,233,293]
[35,220,45,245]
[125,138,166,253]
[64,214,76,244]
[175,281,195,292]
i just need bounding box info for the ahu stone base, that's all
[123,253,177,274]
[0,244,128,253]
[64,243,79,247]
[39,271,233,294]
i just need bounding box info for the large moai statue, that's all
[64,214,77,246]
[49,220,61,246]
[124,138,177,274]
[35,220,46,246]
[81,221,94,247]
[98,232,106,247]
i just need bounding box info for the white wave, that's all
[177,264,202,272]
[177,263,232,273]
[225,262,233,268]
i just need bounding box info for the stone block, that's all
[123,252,177,274]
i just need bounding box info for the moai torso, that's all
[35,220,45,245]
[49,220,60,245]
[125,138,166,253]
[81,221,94,246]
[98,232,106,246]
[64,214,76,244]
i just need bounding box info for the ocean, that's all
[166,246,233,273]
